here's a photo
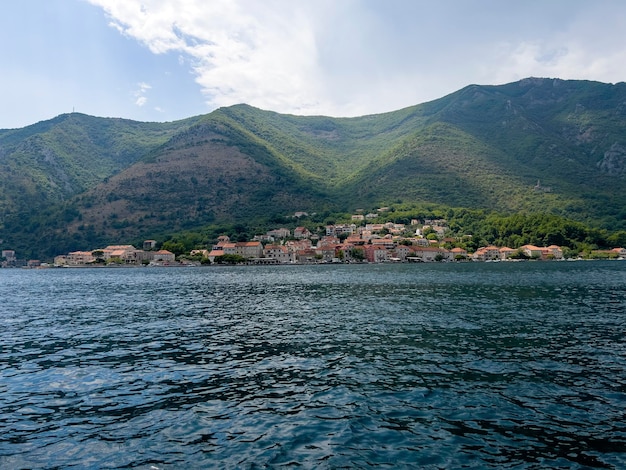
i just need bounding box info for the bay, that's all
[1,261,625,469]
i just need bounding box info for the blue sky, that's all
[2,0,626,129]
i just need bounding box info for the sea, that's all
[1,261,625,469]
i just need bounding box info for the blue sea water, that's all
[1,261,625,469]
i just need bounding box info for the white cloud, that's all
[89,0,331,114]
[133,81,151,107]
[87,0,626,118]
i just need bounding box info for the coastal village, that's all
[36,215,626,267]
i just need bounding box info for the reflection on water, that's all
[1,262,625,468]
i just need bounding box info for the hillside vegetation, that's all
[0,113,199,216]
[1,78,626,259]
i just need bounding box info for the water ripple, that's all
[1,262,626,468]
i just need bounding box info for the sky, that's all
[2,0,626,129]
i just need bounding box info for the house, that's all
[295,248,317,263]
[318,236,340,247]
[409,246,452,262]
[236,241,263,259]
[393,245,412,261]
[53,255,67,266]
[102,245,144,264]
[432,225,447,237]
[253,234,274,243]
[544,245,563,260]
[472,245,500,261]
[207,248,224,263]
[326,224,355,236]
[371,237,396,249]
[212,236,233,250]
[151,250,175,263]
[143,240,157,250]
[414,238,431,247]
[612,247,626,258]
[316,246,338,262]
[69,251,96,265]
[365,223,385,233]
[497,247,515,260]
[424,218,448,226]
[338,224,357,235]
[518,244,563,260]
[54,250,95,266]
[2,250,16,262]
[345,233,365,245]
[267,228,291,239]
[450,247,468,260]
[359,229,374,241]
[221,243,237,255]
[363,245,389,263]
[294,227,312,239]
[521,245,544,259]
[264,245,292,263]
[286,239,313,251]
[190,249,210,259]
[385,223,406,235]
[336,243,354,261]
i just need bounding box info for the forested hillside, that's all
[1,78,626,260]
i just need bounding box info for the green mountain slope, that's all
[0,113,200,217]
[2,78,626,259]
[68,114,329,244]
[213,103,432,186]
[342,78,626,224]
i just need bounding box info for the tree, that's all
[214,254,245,264]
[607,231,626,248]
[161,241,186,256]
[509,249,530,260]
[350,248,365,261]
[92,250,105,264]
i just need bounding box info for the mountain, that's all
[0,112,201,215]
[2,78,626,259]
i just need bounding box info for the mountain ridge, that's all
[2,77,626,259]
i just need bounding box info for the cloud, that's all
[89,0,330,114]
[133,81,151,106]
[88,0,626,117]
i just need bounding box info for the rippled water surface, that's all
[1,262,626,468]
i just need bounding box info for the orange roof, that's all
[237,241,261,247]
